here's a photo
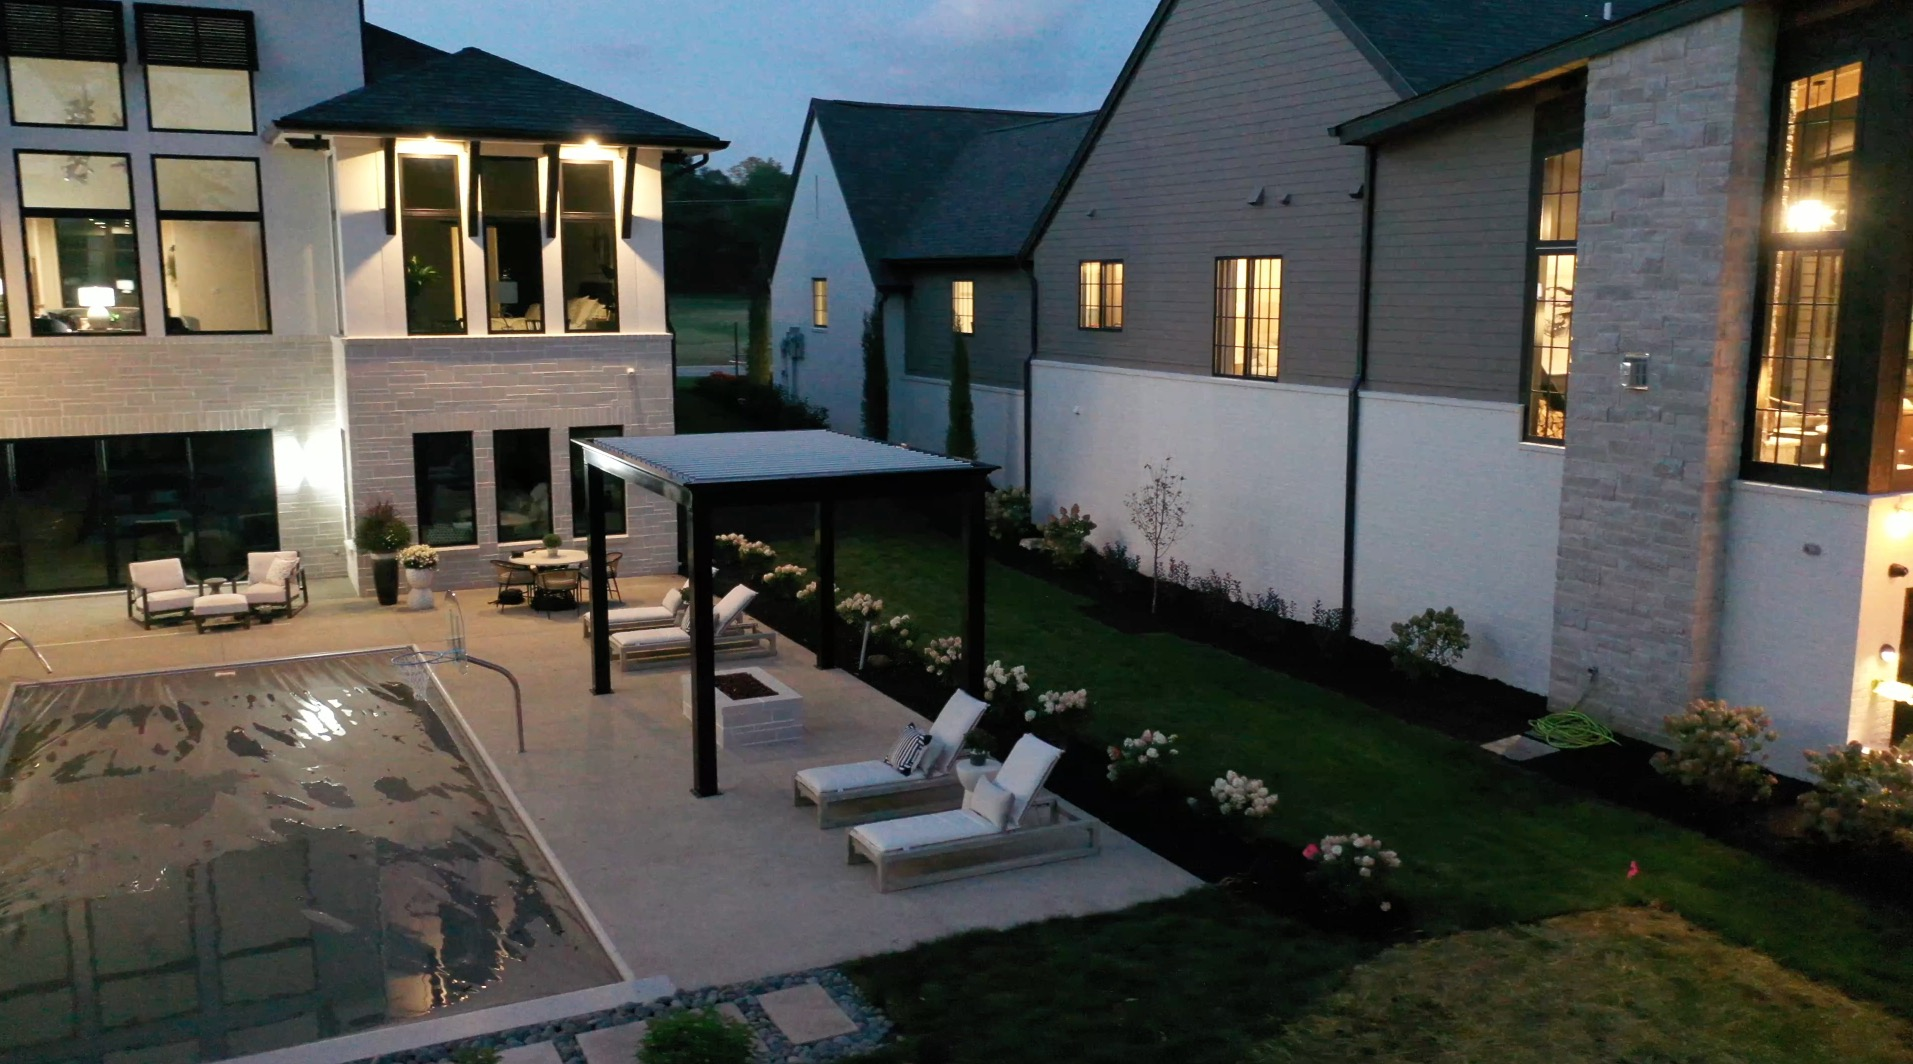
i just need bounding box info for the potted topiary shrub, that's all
[354,497,412,606]
[542,531,563,558]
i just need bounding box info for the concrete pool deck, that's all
[0,576,1199,993]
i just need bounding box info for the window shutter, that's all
[1,1,126,62]
[134,3,253,69]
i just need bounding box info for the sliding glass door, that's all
[0,430,279,598]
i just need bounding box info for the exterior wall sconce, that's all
[1882,644,1899,665]
[1891,563,1909,578]
[1874,679,1913,702]
[1889,504,1913,539]
[1620,353,1651,390]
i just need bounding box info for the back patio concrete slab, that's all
[0,576,1197,991]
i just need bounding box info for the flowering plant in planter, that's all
[1211,771,1276,817]
[397,544,439,570]
[1107,728,1178,784]
[763,564,809,597]
[1304,832,1403,913]
[922,636,964,681]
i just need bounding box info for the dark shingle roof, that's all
[1326,0,1671,94]
[807,100,1079,276]
[885,112,1096,263]
[278,47,726,149]
[360,23,446,84]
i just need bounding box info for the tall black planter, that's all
[371,556,400,606]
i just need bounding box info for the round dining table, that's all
[512,549,590,570]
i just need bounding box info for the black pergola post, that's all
[962,486,987,698]
[587,463,613,695]
[689,501,720,797]
[815,500,837,670]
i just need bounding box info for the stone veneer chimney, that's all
[1548,5,1779,732]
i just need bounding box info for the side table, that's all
[954,757,1002,792]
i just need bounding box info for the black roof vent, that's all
[135,2,253,70]
[1,1,126,62]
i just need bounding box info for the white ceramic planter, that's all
[404,567,436,610]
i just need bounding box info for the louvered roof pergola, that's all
[576,431,998,798]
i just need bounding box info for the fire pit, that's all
[681,666,805,748]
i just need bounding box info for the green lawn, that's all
[670,293,750,367]
[752,507,1913,1023]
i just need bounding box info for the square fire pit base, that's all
[681,666,805,749]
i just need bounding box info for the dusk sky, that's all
[362,0,1162,169]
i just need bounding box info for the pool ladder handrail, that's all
[0,619,53,674]
[444,592,526,754]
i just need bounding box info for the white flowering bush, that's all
[795,580,840,602]
[981,660,1030,701]
[1798,742,1913,849]
[1107,729,1178,784]
[398,544,439,570]
[1030,688,1087,723]
[714,533,777,581]
[1650,699,1780,803]
[837,592,885,625]
[1305,832,1403,911]
[762,564,809,598]
[922,636,964,681]
[1211,771,1277,817]
[868,613,916,663]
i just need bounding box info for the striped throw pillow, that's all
[882,724,932,776]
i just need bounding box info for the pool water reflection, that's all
[0,650,621,1064]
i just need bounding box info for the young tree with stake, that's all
[1125,457,1187,613]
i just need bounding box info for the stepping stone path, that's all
[575,1022,645,1064]
[1482,734,1560,761]
[498,1044,563,1064]
[757,983,859,1045]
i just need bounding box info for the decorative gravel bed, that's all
[359,968,891,1064]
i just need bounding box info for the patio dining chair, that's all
[846,734,1101,892]
[126,558,200,629]
[534,568,582,614]
[793,689,988,828]
[583,551,624,603]
[491,559,536,608]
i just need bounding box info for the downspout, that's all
[1022,260,1038,490]
[1340,145,1377,634]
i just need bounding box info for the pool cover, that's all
[0,650,622,1063]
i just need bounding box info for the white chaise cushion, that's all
[610,627,690,651]
[795,759,908,796]
[137,587,198,613]
[606,605,676,626]
[924,690,988,776]
[850,810,998,856]
[994,734,1064,825]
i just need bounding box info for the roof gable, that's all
[360,23,446,84]
[1325,0,1670,94]
[277,47,725,149]
[885,112,1096,263]
[807,100,1077,278]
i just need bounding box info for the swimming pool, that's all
[0,649,624,1064]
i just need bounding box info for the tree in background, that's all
[663,156,794,296]
[1125,457,1188,614]
[946,331,977,459]
[747,292,771,383]
[861,297,889,439]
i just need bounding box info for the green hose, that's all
[1529,710,1616,749]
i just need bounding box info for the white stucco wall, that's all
[895,376,1025,487]
[769,124,874,433]
[334,139,667,340]
[1716,483,1910,777]
[1031,359,1347,608]
[1352,392,1563,693]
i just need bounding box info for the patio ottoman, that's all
[192,593,252,634]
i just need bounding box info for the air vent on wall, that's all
[0,1,125,62]
[134,2,254,69]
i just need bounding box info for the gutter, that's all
[1340,145,1377,634]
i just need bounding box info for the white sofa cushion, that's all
[850,809,998,856]
[247,550,299,584]
[244,581,290,605]
[129,558,188,593]
[137,587,198,613]
[969,776,1015,830]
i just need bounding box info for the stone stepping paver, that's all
[757,982,858,1045]
[499,1043,564,1064]
[1482,734,1560,761]
[577,1022,646,1064]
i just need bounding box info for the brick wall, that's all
[341,334,678,593]
[1547,7,1777,731]
[0,334,350,578]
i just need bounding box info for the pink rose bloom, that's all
[1302,843,1320,860]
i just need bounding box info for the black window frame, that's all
[1212,255,1283,381]
[1519,83,1585,445]
[569,425,627,537]
[413,430,476,548]
[1077,259,1124,331]
[1,0,128,130]
[135,2,255,134]
[479,154,546,335]
[399,153,468,337]
[559,159,618,333]
[16,148,143,336]
[150,153,270,335]
[1740,7,1913,494]
[493,427,552,544]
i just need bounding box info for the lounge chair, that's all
[235,551,306,619]
[581,583,687,638]
[610,585,777,670]
[126,558,200,628]
[793,690,988,828]
[846,734,1100,891]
